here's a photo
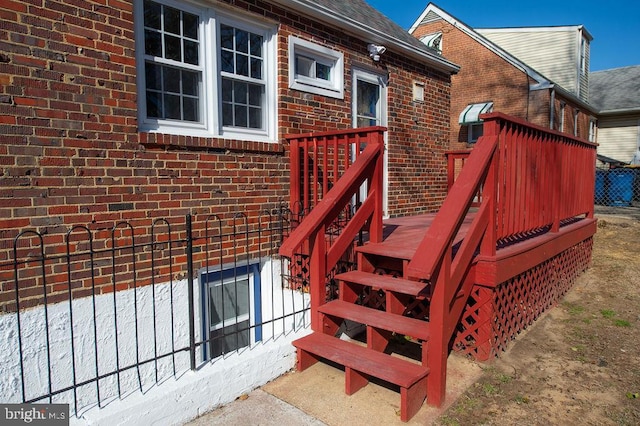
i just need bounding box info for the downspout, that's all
[549,88,556,130]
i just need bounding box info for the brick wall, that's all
[0,0,452,307]
[413,20,532,150]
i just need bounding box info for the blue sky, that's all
[368,0,640,71]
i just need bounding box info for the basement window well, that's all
[200,261,262,360]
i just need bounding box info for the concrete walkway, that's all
[186,353,482,426]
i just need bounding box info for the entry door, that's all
[352,68,388,217]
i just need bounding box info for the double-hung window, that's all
[136,0,276,141]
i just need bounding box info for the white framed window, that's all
[588,119,596,142]
[288,36,344,99]
[468,123,484,144]
[200,262,262,360]
[574,109,580,137]
[135,0,277,141]
[559,102,566,132]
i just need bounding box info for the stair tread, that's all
[336,270,428,296]
[356,242,417,260]
[293,333,429,388]
[319,300,431,341]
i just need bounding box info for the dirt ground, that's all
[438,213,640,426]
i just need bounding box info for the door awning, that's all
[458,102,493,124]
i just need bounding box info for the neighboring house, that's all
[408,3,597,150]
[590,65,640,164]
[0,0,459,423]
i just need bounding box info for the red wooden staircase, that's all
[280,115,597,421]
[293,242,434,421]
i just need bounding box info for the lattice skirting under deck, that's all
[454,237,594,361]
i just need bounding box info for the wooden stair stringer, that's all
[293,332,429,422]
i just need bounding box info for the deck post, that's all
[309,223,327,331]
[369,130,384,243]
[289,137,301,216]
[426,249,451,407]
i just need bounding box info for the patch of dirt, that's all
[438,215,640,426]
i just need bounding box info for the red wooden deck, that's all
[281,113,597,421]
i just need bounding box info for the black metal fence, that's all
[595,167,640,207]
[0,207,310,417]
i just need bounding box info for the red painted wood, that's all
[309,225,326,331]
[297,348,319,371]
[326,194,374,268]
[345,367,369,395]
[406,135,498,280]
[289,138,300,216]
[279,142,382,259]
[335,270,429,297]
[292,333,430,389]
[401,376,427,422]
[475,218,597,286]
[338,281,359,303]
[367,326,392,352]
[426,250,450,408]
[318,300,431,341]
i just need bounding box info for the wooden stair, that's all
[292,244,433,422]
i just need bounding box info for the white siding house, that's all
[590,66,640,164]
[476,26,592,101]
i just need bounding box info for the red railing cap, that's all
[479,112,598,148]
[284,126,387,141]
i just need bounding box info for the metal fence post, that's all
[186,214,196,371]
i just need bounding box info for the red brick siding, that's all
[0,0,452,307]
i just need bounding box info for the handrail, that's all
[279,142,382,258]
[279,136,385,330]
[286,126,387,216]
[407,136,498,280]
[408,112,597,407]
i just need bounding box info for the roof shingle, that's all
[590,65,640,112]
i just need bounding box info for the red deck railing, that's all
[280,127,385,329]
[286,127,386,217]
[280,114,596,408]
[406,112,597,405]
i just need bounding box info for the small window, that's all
[589,119,596,142]
[468,123,484,144]
[288,36,344,99]
[200,262,262,360]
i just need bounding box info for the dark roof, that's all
[275,0,458,72]
[312,0,431,52]
[590,65,640,112]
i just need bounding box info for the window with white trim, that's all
[200,262,262,360]
[288,36,344,99]
[589,119,596,142]
[136,0,276,141]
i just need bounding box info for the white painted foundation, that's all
[0,259,311,425]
